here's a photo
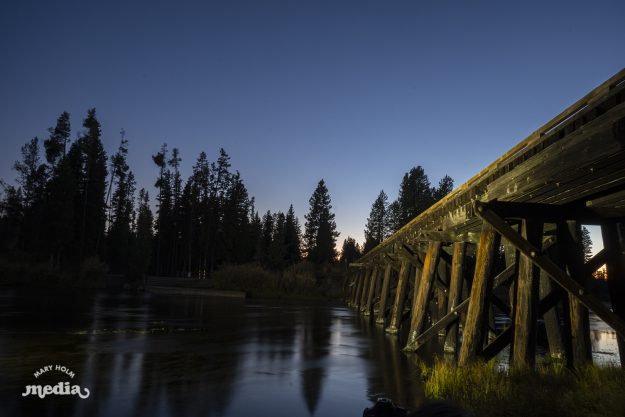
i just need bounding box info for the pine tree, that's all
[42,112,75,268]
[340,237,361,264]
[43,111,71,169]
[152,143,172,275]
[72,108,107,259]
[128,188,153,284]
[396,166,432,228]
[267,211,287,270]
[363,190,390,253]
[304,179,339,264]
[168,147,183,274]
[12,137,48,255]
[581,226,593,262]
[106,137,135,273]
[284,205,302,265]
[220,172,254,264]
[260,210,274,267]
[387,200,402,234]
[432,175,454,202]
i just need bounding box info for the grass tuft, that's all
[421,358,625,417]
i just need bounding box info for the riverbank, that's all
[210,262,345,300]
[420,359,625,417]
[0,258,346,300]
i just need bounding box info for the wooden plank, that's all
[376,263,393,326]
[512,219,543,369]
[459,224,501,365]
[405,241,442,351]
[444,242,467,353]
[386,260,410,334]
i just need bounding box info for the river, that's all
[0,289,619,417]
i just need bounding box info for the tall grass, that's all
[421,358,625,417]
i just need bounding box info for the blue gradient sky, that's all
[1,0,624,248]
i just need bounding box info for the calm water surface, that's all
[0,289,619,417]
[0,290,426,417]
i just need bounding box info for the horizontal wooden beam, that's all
[415,230,480,243]
[481,200,610,224]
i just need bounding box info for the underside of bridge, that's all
[347,68,625,369]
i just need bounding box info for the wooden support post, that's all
[386,260,410,334]
[459,223,500,365]
[405,241,442,351]
[359,268,373,310]
[559,221,592,367]
[601,221,625,365]
[347,271,359,306]
[512,219,543,369]
[364,266,379,316]
[376,263,393,326]
[436,257,450,333]
[352,269,365,307]
[444,242,467,353]
[540,242,565,360]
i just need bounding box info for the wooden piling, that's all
[359,268,373,310]
[405,241,442,351]
[459,224,500,365]
[512,219,543,369]
[364,266,379,316]
[560,221,592,367]
[386,260,410,334]
[376,263,393,326]
[444,242,467,353]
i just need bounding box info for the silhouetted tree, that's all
[432,174,454,202]
[340,237,361,264]
[43,112,75,268]
[128,188,153,284]
[581,226,593,262]
[70,108,107,260]
[304,179,339,264]
[364,190,390,253]
[106,137,135,273]
[284,205,302,265]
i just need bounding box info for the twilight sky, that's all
[1,0,624,247]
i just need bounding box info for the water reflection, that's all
[0,290,619,417]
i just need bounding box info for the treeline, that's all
[339,166,454,262]
[0,109,341,283]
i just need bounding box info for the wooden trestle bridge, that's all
[346,68,625,369]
